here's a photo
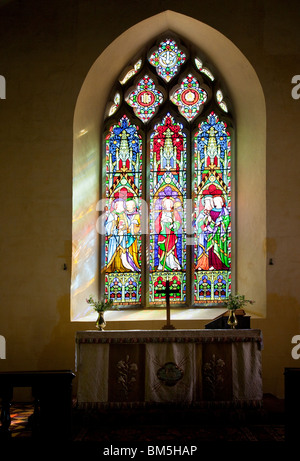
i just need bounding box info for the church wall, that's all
[0,0,299,399]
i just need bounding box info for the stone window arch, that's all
[71,11,266,324]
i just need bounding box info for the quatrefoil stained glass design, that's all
[125,75,164,123]
[170,74,208,122]
[148,38,186,82]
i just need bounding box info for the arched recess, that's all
[71,10,266,323]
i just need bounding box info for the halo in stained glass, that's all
[148,38,186,82]
[170,74,208,122]
[125,75,164,123]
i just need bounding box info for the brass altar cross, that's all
[155,279,181,330]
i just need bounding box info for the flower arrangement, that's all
[223,293,255,311]
[86,295,116,313]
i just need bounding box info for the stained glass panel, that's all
[216,89,228,113]
[194,112,231,303]
[148,38,186,82]
[108,93,121,117]
[105,115,142,304]
[194,58,214,81]
[119,59,142,85]
[149,273,186,303]
[103,38,234,311]
[170,74,208,122]
[125,75,163,123]
[149,113,187,304]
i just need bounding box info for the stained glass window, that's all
[194,112,231,303]
[149,114,187,304]
[170,74,208,121]
[148,38,186,82]
[216,89,228,113]
[194,58,214,81]
[125,75,164,123]
[108,92,121,117]
[119,59,142,85]
[103,36,233,309]
[104,115,142,304]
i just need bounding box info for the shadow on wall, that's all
[37,294,77,373]
[253,293,300,397]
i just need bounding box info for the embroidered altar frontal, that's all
[75,330,263,408]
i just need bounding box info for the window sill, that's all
[73,307,228,323]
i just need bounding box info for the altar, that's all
[75,329,263,408]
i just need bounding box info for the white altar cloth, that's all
[75,329,263,408]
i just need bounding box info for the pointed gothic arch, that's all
[71,11,266,323]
